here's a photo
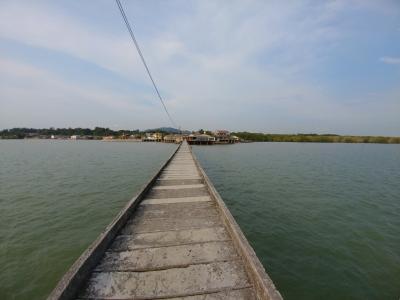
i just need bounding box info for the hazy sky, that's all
[0,0,399,135]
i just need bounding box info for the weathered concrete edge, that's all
[47,143,181,300]
[190,147,283,300]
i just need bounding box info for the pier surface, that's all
[50,141,281,300]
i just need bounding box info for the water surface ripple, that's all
[0,140,177,299]
[193,143,400,300]
[1,141,399,299]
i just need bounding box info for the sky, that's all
[0,0,399,135]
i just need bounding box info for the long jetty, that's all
[49,141,282,300]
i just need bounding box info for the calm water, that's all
[193,143,400,300]
[0,141,399,299]
[0,140,177,300]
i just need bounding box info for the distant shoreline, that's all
[1,127,399,144]
[1,137,400,145]
[232,132,400,144]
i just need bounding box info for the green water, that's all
[1,141,399,299]
[0,140,177,300]
[193,143,400,300]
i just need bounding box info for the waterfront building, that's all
[163,134,182,143]
[129,134,142,140]
[142,135,156,142]
[187,133,215,145]
[102,136,114,141]
[215,130,230,137]
[214,130,239,144]
[142,132,162,142]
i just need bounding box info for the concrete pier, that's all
[49,141,282,300]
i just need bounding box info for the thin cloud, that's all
[0,1,145,81]
[0,1,399,135]
[380,56,400,65]
[0,58,168,129]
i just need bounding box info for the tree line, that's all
[1,128,399,144]
[232,132,400,144]
[0,127,141,139]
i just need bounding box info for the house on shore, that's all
[163,134,183,143]
[214,130,239,144]
[187,134,215,145]
[142,132,162,142]
[102,136,114,141]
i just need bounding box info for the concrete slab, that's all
[147,187,208,199]
[95,241,238,272]
[121,215,222,234]
[152,184,205,190]
[135,201,217,219]
[110,227,230,251]
[168,288,256,299]
[79,261,251,299]
[141,196,212,205]
[156,179,203,186]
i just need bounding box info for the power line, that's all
[115,0,177,128]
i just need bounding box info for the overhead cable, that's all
[115,0,177,128]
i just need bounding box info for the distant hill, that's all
[145,127,191,134]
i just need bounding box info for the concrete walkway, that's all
[77,141,256,299]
